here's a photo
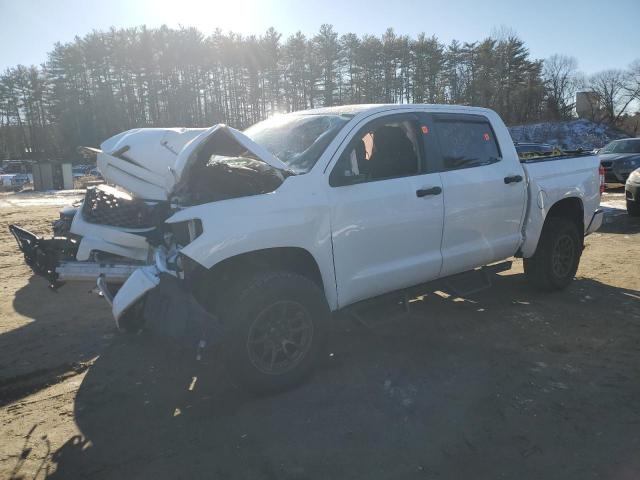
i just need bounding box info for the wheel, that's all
[523,217,582,291]
[627,199,640,217]
[219,271,329,393]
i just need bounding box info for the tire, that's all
[523,217,582,292]
[627,199,640,217]
[117,300,146,334]
[219,271,329,393]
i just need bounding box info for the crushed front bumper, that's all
[9,224,77,286]
[99,251,223,344]
[10,224,140,287]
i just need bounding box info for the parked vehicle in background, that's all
[72,164,93,178]
[11,104,604,392]
[598,138,640,184]
[1,160,33,175]
[626,167,640,216]
[1,173,30,191]
[88,168,103,179]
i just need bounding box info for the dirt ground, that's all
[0,188,639,480]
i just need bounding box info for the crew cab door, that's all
[432,113,526,276]
[327,113,444,307]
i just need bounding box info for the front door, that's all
[328,113,444,307]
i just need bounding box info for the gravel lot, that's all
[1,188,639,480]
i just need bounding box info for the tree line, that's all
[0,24,638,161]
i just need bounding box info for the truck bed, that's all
[519,151,594,164]
[518,152,602,258]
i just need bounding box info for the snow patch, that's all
[509,119,628,150]
[0,189,84,208]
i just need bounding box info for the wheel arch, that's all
[546,196,584,234]
[188,246,333,312]
[521,195,585,259]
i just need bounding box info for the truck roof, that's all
[295,103,495,117]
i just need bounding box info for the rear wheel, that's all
[627,199,640,217]
[524,217,582,291]
[219,271,329,393]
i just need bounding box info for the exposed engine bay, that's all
[173,156,287,206]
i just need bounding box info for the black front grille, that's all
[601,161,612,170]
[82,187,167,229]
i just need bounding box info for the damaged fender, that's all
[107,255,223,344]
[111,266,160,326]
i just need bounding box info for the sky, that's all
[0,0,638,75]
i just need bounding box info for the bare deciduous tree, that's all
[543,54,583,120]
[589,69,635,125]
[625,59,640,103]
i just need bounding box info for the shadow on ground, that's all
[0,276,111,406]
[36,273,640,480]
[598,209,640,234]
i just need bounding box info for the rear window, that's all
[434,118,501,170]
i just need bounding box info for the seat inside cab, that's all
[331,119,420,185]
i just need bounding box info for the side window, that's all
[434,117,501,170]
[330,116,422,186]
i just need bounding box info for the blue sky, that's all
[0,0,638,74]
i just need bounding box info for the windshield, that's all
[244,114,351,173]
[601,139,640,154]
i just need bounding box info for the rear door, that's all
[432,113,526,276]
[328,112,444,307]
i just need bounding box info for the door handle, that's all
[416,186,442,197]
[504,175,523,184]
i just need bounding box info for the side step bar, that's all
[444,261,513,297]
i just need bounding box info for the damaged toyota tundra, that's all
[10,104,604,391]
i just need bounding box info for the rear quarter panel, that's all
[520,155,601,258]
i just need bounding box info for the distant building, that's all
[576,91,602,120]
[32,161,73,191]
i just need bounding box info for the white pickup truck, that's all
[11,104,604,391]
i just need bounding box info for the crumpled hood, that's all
[97,125,289,201]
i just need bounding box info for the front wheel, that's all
[524,217,582,291]
[220,271,329,393]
